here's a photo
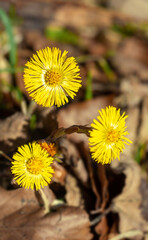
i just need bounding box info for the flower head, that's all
[39,141,57,157]
[89,106,132,164]
[11,142,54,190]
[24,47,81,107]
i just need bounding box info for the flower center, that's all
[107,129,120,143]
[26,157,43,175]
[44,70,61,86]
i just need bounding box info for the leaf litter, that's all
[1,0,148,239]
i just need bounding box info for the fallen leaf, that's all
[0,186,92,240]
[95,216,108,240]
[139,98,148,143]
[58,96,114,127]
[0,55,11,86]
[52,161,67,185]
[0,187,38,220]
[116,38,148,65]
[65,174,83,208]
[125,106,140,155]
[57,96,114,145]
[108,0,148,19]
[81,142,101,209]
[58,138,88,185]
[37,107,58,135]
[112,54,148,82]
[97,164,109,210]
[54,3,136,32]
[111,154,148,234]
[0,112,29,153]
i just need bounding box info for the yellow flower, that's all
[89,106,132,164]
[24,47,81,107]
[11,142,54,190]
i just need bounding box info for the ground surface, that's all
[0,1,148,239]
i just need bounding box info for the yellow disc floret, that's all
[107,128,120,143]
[26,157,44,175]
[44,70,61,86]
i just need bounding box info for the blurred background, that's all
[1,0,148,240]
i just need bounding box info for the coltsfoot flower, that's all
[89,106,132,164]
[39,141,57,157]
[24,47,81,107]
[11,142,54,190]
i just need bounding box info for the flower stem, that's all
[39,188,50,214]
[0,151,12,162]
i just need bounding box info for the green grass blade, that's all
[98,58,116,82]
[0,67,24,73]
[45,26,79,45]
[85,71,93,100]
[0,8,17,68]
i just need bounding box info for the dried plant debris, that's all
[115,77,148,107]
[1,0,148,239]
[57,95,114,146]
[139,98,148,143]
[58,96,114,127]
[37,106,58,135]
[0,113,29,153]
[95,216,108,240]
[65,174,83,208]
[0,187,92,240]
[111,154,148,236]
[58,138,88,185]
[35,186,56,210]
[0,187,38,220]
[52,161,67,185]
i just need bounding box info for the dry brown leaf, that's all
[109,230,143,240]
[58,96,114,145]
[116,38,148,65]
[5,0,146,37]
[111,154,148,234]
[97,164,109,210]
[0,112,29,153]
[36,107,58,135]
[107,103,148,236]
[95,216,108,240]
[139,98,148,143]
[52,161,67,185]
[123,106,139,159]
[24,30,51,51]
[59,138,88,185]
[115,77,144,107]
[0,187,38,221]
[107,0,148,19]
[111,38,148,85]
[81,142,101,208]
[0,55,11,86]
[58,96,114,127]
[108,214,119,239]
[65,174,83,208]
[115,76,148,107]
[112,54,148,82]
[0,186,92,240]
[54,3,139,32]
